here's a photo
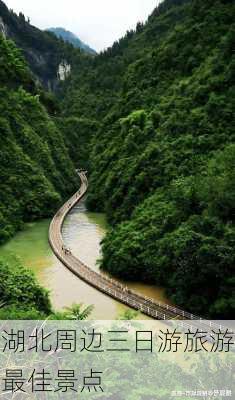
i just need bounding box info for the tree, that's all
[64,303,94,320]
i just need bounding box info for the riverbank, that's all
[0,199,172,319]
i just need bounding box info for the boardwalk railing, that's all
[48,171,226,329]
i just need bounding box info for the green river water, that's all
[0,200,171,319]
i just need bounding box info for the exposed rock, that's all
[0,16,7,37]
[58,60,71,81]
[0,0,82,91]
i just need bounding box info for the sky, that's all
[4,0,161,52]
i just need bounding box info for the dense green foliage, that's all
[101,145,235,317]
[0,0,234,319]
[0,0,87,88]
[0,35,78,244]
[62,0,235,318]
[0,3,94,318]
[0,257,51,318]
[0,256,94,319]
[57,116,99,168]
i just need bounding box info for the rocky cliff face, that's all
[57,61,71,81]
[0,16,7,37]
[0,0,78,90]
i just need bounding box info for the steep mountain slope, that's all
[47,27,96,55]
[0,35,78,244]
[62,0,235,317]
[0,0,88,89]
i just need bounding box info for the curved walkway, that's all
[49,171,220,326]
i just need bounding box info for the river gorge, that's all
[0,198,171,319]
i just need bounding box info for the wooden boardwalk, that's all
[48,171,222,326]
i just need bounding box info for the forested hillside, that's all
[47,27,96,55]
[0,0,88,89]
[0,35,78,244]
[0,0,234,319]
[62,0,235,318]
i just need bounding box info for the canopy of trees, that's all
[0,257,51,319]
[0,0,234,319]
[0,35,78,244]
[61,0,235,318]
[0,0,89,88]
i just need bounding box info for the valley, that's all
[0,0,234,320]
